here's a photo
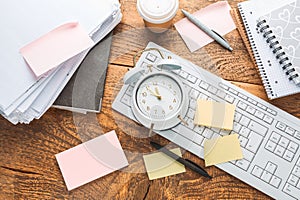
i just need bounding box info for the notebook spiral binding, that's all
[256,18,300,85]
[237,5,274,98]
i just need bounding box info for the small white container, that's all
[137,0,179,33]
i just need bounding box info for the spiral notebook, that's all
[237,0,300,99]
[257,0,300,86]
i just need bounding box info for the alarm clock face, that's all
[132,71,188,130]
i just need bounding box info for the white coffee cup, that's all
[137,0,179,33]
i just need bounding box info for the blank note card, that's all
[143,148,186,180]
[20,22,94,77]
[194,99,235,130]
[174,1,236,52]
[204,134,243,166]
[55,130,128,191]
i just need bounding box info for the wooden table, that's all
[1,0,300,199]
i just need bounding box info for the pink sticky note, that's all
[20,22,94,77]
[55,130,128,191]
[174,1,236,52]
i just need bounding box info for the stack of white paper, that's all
[0,0,122,124]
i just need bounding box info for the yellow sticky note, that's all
[204,134,243,166]
[143,148,186,180]
[194,99,235,130]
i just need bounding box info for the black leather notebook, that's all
[52,32,112,113]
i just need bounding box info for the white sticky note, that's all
[143,148,186,180]
[204,134,243,166]
[55,130,128,190]
[194,99,235,130]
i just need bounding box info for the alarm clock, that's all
[123,57,189,131]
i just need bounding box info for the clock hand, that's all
[154,87,161,96]
[146,86,162,100]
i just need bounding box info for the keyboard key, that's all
[286,126,295,136]
[270,132,281,143]
[202,129,213,139]
[189,99,197,110]
[276,122,286,131]
[263,115,274,124]
[246,106,256,115]
[198,93,208,100]
[187,74,197,83]
[261,171,272,182]
[278,136,289,148]
[246,131,263,153]
[283,183,299,198]
[248,98,257,105]
[267,108,277,116]
[251,165,264,178]
[292,166,300,177]
[265,140,276,152]
[248,120,268,136]
[242,148,254,161]
[236,159,250,171]
[224,94,235,103]
[265,162,277,174]
[189,89,199,99]
[229,88,238,95]
[252,165,263,178]
[238,93,248,100]
[235,159,250,171]
[237,101,247,110]
[254,110,264,120]
[187,108,195,119]
[173,124,196,141]
[208,85,218,94]
[218,82,229,90]
[233,122,242,133]
[239,135,248,147]
[121,94,131,106]
[220,129,231,136]
[270,176,281,188]
[234,112,242,122]
[199,81,209,90]
[179,70,189,79]
[193,134,204,145]
[274,145,285,157]
[125,86,134,95]
[240,126,251,138]
[216,90,226,99]
[194,125,204,134]
[283,150,294,162]
[257,103,267,110]
[240,116,250,127]
[287,141,298,153]
[295,131,300,140]
[186,118,195,130]
[288,175,299,186]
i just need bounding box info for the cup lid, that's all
[137,0,179,24]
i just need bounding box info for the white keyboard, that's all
[112,42,300,200]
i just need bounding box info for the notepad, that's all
[236,0,300,99]
[20,22,94,77]
[256,0,300,86]
[55,130,128,191]
[194,99,235,130]
[204,134,243,166]
[143,148,186,180]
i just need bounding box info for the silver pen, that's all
[181,9,233,51]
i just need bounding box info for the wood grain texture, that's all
[1,0,299,199]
